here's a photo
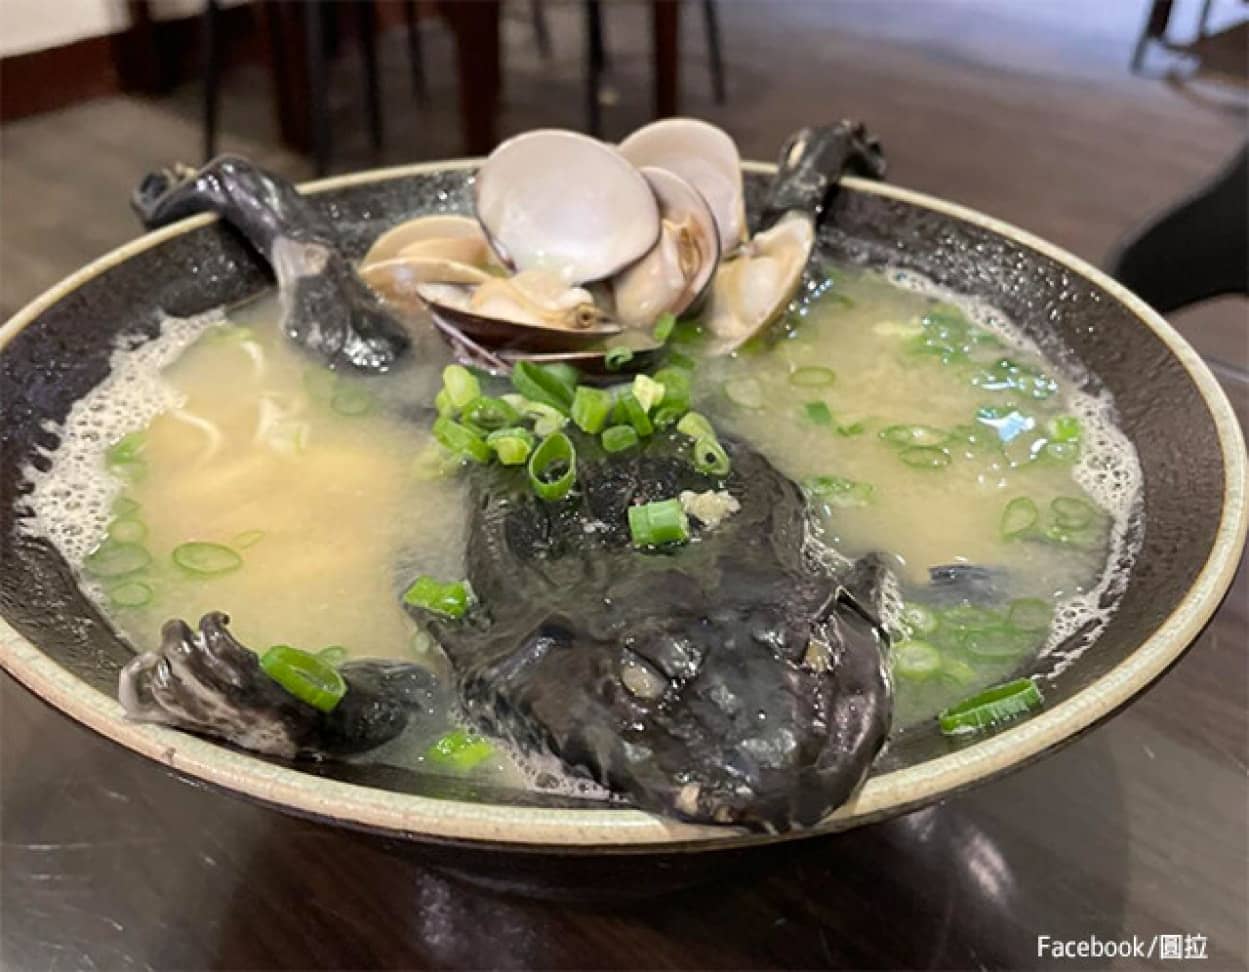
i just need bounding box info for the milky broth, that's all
[23,262,1142,762]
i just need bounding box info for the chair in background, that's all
[202,0,427,174]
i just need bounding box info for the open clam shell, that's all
[361,214,486,267]
[475,129,660,285]
[704,212,815,355]
[619,118,747,254]
[359,256,493,313]
[612,167,720,329]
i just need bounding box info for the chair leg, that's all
[585,0,605,137]
[702,0,726,105]
[531,0,553,60]
[402,0,428,102]
[1109,144,1249,313]
[305,2,331,176]
[357,2,383,154]
[1131,0,1174,71]
[202,0,223,162]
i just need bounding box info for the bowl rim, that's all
[2,158,1245,850]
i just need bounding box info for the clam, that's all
[361,214,487,267]
[611,167,720,329]
[704,212,814,355]
[619,118,747,253]
[475,129,660,284]
[415,268,620,353]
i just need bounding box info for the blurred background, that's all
[1,0,1246,371]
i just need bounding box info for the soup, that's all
[23,262,1140,770]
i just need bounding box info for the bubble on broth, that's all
[19,310,224,567]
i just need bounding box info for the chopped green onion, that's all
[433,416,492,464]
[462,396,522,434]
[632,374,666,413]
[604,346,634,372]
[84,540,150,578]
[411,443,461,480]
[317,645,348,668]
[665,349,696,371]
[836,421,867,437]
[486,427,535,465]
[964,627,1034,659]
[601,424,640,453]
[331,385,375,417]
[692,437,731,477]
[260,644,347,713]
[1008,598,1053,632]
[1001,497,1038,538]
[172,541,242,576]
[789,366,836,387]
[628,498,691,548]
[1044,441,1079,462]
[803,401,834,426]
[881,424,949,448]
[900,446,951,469]
[571,386,613,434]
[723,377,764,410]
[938,657,978,686]
[435,388,455,417]
[232,529,266,549]
[900,603,938,636]
[112,496,140,517]
[543,362,581,391]
[614,393,654,437]
[803,475,873,508]
[1047,415,1082,443]
[426,729,493,770]
[509,397,568,435]
[1051,496,1095,529]
[652,312,677,344]
[939,677,1044,736]
[677,411,715,442]
[940,604,1002,631]
[105,431,146,467]
[108,579,153,609]
[528,431,577,501]
[652,367,691,413]
[893,640,941,679]
[511,360,576,410]
[652,406,684,429]
[107,518,147,544]
[971,358,1058,400]
[442,365,481,411]
[403,575,473,619]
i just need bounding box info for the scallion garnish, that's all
[1008,598,1053,632]
[461,395,522,433]
[803,475,873,508]
[108,579,153,609]
[112,496,140,517]
[442,365,481,411]
[511,360,575,411]
[1051,496,1095,529]
[938,677,1043,736]
[487,427,535,465]
[652,367,691,413]
[676,411,715,442]
[107,518,147,544]
[528,431,577,501]
[789,366,836,387]
[1047,415,1082,443]
[1001,496,1038,538]
[652,312,677,344]
[893,640,941,679]
[692,437,731,477]
[571,386,613,434]
[880,424,950,448]
[172,541,242,576]
[964,627,1033,659]
[601,424,640,453]
[632,374,665,414]
[403,575,474,619]
[317,645,348,668]
[604,346,634,372]
[426,729,493,770]
[900,445,951,469]
[435,388,455,417]
[105,431,146,467]
[804,401,833,426]
[509,397,568,435]
[614,393,654,437]
[231,529,266,549]
[433,416,492,464]
[899,602,938,636]
[260,644,347,713]
[652,406,684,429]
[723,377,764,410]
[331,385,375,417]
[628,498,691,548]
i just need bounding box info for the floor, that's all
[1,0,1246,368]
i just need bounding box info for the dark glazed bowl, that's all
[1,161,1245,880]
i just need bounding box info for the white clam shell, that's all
[612,167,720,330]
[619,117,747,253]
[475,129,660,285]
[705,212,815,355]
[360,214,485,268]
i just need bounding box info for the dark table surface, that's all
[1,366,1245,971]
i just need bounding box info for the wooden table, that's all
[2,365,1245,970]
